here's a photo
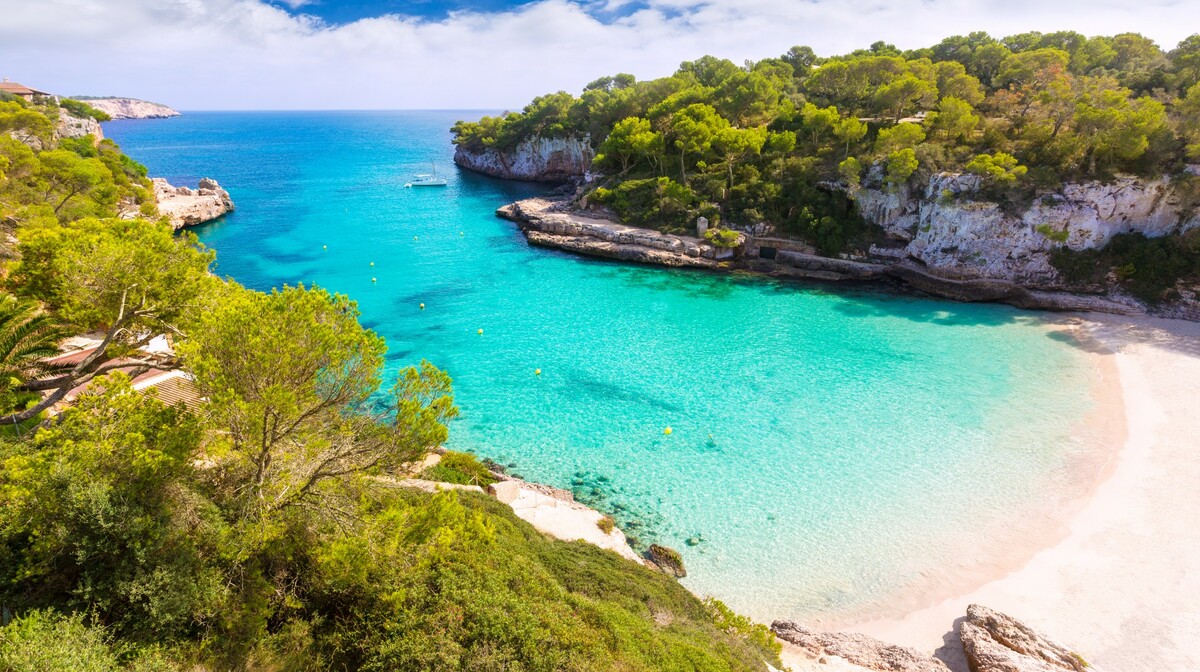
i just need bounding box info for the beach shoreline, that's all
[821,313,1200,671]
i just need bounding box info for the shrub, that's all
[420,450,498,487]
[597,515,616,534]
[59,98,111,122]
[704,227,742,248]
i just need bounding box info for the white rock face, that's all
[854,172,1200,285]
[152,177,234,230]
[454,135,593,182]
[84,98,180,120]
[55,112,104,142]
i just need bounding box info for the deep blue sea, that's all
[105,111,1100,624]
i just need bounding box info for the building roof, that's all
[0,81,48,96]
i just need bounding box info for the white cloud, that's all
[0,0,1197,109]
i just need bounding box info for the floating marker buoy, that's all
[477,328,484,335]
[460,231,464,236]
[419,303,425,310]
[663,427,673,435]
[370,261,375,266]
[371,277,377,283]
[322,245,327,250]
[535,368,541,375]
[413,236,419,241]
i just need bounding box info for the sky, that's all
[1,0,1198,110]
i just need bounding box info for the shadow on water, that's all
[560,368,685,414]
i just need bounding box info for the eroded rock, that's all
[772,620,951,672]
[959,604,1088,672]
[455,135,593,182]
[152,177,234,230]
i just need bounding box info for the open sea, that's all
[105,111,1100,624]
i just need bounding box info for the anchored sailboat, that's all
[405,161,447,187]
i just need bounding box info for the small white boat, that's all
[405,162,448,187]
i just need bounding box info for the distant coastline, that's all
[83,97,180,119]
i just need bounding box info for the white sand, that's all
[843,314,1200,671]
[491,480,643,563]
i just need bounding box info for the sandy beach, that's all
[814,313,1200,671]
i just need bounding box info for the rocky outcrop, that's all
[498,197,1149,315]
[499,198,727,268]
[959,605,1088,672]
[854,170,1200,287]
[55,112,103,142]
[487,476,644,563]
[454,135,592,182]
[152,177,234,230]
[646,544,687,578]
[83,98,180,120]
[772,621,951,672]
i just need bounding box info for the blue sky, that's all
[2,0,1198,110]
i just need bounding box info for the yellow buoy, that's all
[459,231,464,236]
[663,427,673,435]
[322,245,327,250]
[370,261,375,266]
[477,328,484,335]
[413,236,419,241]
[419,303,425,310]
[535,368,542,375]
[371,277,377,283]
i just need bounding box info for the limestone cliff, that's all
[55,112,104,142]
[84,98,180,120]
[152,177,234,230]
[454,135,593,182]
[854,170,1200,287]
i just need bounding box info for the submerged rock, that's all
[959,604,1088,672]
[646,544,686,578]
[772,620,951,672]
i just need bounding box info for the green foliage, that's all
[965,152,1028,185]
[60,98,112,122]
[704,227,742,248]
[1035,224,1070,243]
[597,515,616,534]
[0,610,121,672]
[421,451,498,487]
[592,177,699,231]
[1051,231,1200,302]
[885,148,919,187]
[702,598,782,659]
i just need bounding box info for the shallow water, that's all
[106,111,1097,623]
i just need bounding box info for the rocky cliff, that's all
[84,98,180,120]
[152,177,234,230]
[498,197,1141,316]
[854,170,1200,287]
[55,111,104,142]
[454,135,593,182]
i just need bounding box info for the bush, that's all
[1050,231,1200,302]
[59,98,111,122]
[597,515,616,534]
[704,227,742,248]
[420,450,498,487]
[0,610,121,672]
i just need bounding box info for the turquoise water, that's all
[105,112,1098,623]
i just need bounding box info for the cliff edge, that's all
[85,98,180,120]
[454,135,592,182]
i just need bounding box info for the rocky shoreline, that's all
[774,604,1091,672]
[85,97,180,120]
[498,197,1145,316]
[151,177,234,230]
